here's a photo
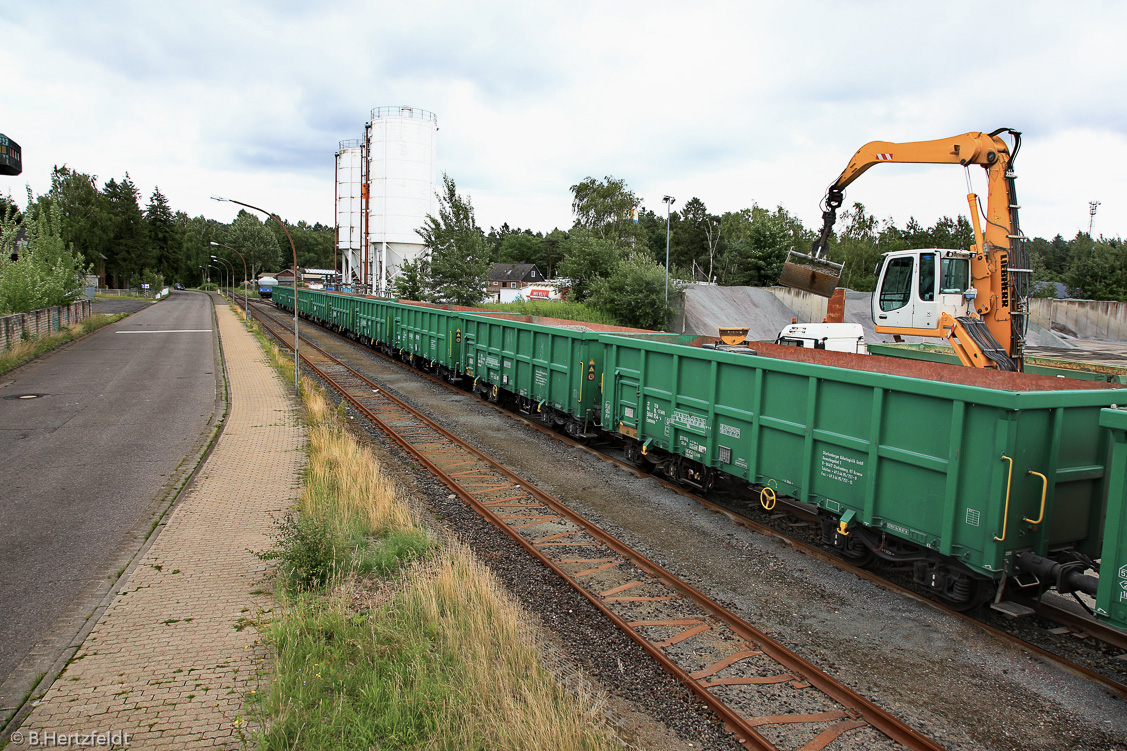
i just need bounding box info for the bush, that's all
[261,513,337,591]
[588,254,673,330]
[0,192,88,315]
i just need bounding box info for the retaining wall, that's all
[0,300,93,351]
[1029,298,1127,341]
[766,286,830,323]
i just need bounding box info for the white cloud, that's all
[2,0,1124,240]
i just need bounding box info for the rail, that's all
[249,301,946,751]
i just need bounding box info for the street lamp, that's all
[211,195,300,395]
[211,255,233,296]
[662,195,676,303]
[210,241,249,323]
[208,264,224,291]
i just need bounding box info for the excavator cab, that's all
[872,249,974,335]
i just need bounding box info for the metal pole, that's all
[212,256,233,296]
[663,196,675,303]
[210,242,249,327]
[211,196,300,395]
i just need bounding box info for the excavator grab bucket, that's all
[779,249,844,298]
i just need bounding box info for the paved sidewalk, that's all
[9,300,305,750]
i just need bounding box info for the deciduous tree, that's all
[557,228,621,302]
[570,175,644,247]
[588,253,671,330]
[229,210,282,279]
[416,173,489,306]
[0,190,87,314]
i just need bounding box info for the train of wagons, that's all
[272,286,1127,632]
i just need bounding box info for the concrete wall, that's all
[766,286,829,322]
[1030,298,1127,341]
[0,300,92,351]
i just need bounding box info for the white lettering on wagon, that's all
[671,410,709,434]
[820,450,864,486]
[719,423,741,439]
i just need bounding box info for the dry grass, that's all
[302,390,415,536]
[394,547,620,750]
[253,376,622,750]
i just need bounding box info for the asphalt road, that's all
[0,291,221,704]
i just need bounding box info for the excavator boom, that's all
[781,128,1029,370]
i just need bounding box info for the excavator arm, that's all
[804,128,1030,370]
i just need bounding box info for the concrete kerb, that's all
[0,295,230,742]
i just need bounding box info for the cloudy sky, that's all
[3,1,1125,243]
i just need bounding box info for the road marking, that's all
[115,330,213,334]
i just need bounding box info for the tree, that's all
[391,256,429,301]
[633,207,669,264]
[0,190,88,314]
[717,206,801,287]
[102,174,149,288]
[569,175,644,246]
[538,228,568,278]
[229,210,282,279]
[556,228,621,302]
[1064,233,1127,300]
[588,253,672,330]
[49,167,112,283]
[825,202,907,292]
[416,173,489,306]
[672,197,724,281]
[265,218,333,270]
[145,187,182,283]
[497,232,543,265]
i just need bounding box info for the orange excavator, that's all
[780,128,1031,371]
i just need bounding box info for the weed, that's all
[259,513,337,592]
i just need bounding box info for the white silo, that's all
[367,106,437,295]
[335,139,365,286]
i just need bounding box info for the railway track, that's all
[247,299,1127,700]
[247,300,946,751]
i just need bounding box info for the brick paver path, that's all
[11,300,304,749]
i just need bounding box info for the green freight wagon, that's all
[460,313,604,437]
[351,296,385,345]
[601,333,1123,611]
[1097,407,1127,631]
[308,289,329,323]
[388,301,464,375]
[272,284,294,311]
[325,291,354,332]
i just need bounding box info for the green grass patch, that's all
[480,299,622,326]
[94,292,151,301]
[0,313,128,377]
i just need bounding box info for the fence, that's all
[0,300,93,351]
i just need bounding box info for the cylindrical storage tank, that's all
[336,139,365,288]
[368,106,437,295]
